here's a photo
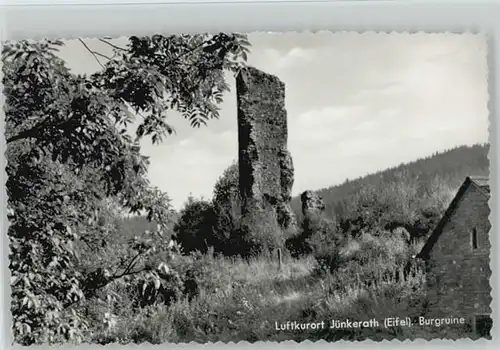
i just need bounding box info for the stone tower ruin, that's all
[236,66,297,252]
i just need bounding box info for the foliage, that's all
[286,212,340,257]
[235,202,286,258]
[173,196,216,254]
[211,161,242,253]
[82,240,469,343]
[170,160,282,258]
[3,33,250,345]
[291,144,489,238]
[210,161,285,257]
[285,146,488,263]
[313,230,412,275]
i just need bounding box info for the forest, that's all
[3,34,489,345]
[292,144,489,232]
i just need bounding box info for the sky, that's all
[56,32,489,210]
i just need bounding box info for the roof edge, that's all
[416,177,473,260]
[468,175,489,181]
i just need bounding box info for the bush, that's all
[212,162,242,253]
[336,171,459,241]
[173,196,216,254]
[235,201,286,257]
[313,230,411,276]
[286,212,342,258]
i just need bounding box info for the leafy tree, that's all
[173,196,216,254]
[3,33,250,344]
[174,162,243,256]
[211,161,241,253]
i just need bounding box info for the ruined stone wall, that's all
[425,185,491,325]
[236,67,297,250]
[301,190,326,217]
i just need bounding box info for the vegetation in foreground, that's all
[85,235,471,344]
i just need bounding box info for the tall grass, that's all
[86,237,466,343]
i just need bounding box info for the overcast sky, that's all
[57,32,489,210]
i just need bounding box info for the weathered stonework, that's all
[236,67,297,248]
[417,177,492,336]
[301,190,326,217]
[279,150,294,202]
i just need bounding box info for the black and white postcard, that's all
[2,31,492,345]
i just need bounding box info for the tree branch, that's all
[78,38,105,69]
[65,264,149,309]
[6,112,78,144]
[5,128,38,144]
[93,51,113,61]
[99,38,127,51]
[101,35,218,66]
[75,251,146,306]
[167,40,207,65]
[6,35,227,147]
[113,251,143,279]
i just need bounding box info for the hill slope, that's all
[291,143,489,237]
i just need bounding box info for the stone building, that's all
[416,176,492,337]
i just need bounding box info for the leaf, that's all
[153,277,161,290]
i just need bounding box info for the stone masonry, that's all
[418,177,492,335]
[301,190,326,217]
[236,66,297,249]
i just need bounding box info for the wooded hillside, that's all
[291,143,489,238]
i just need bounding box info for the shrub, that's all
[173,196,216,254]
[236,201,285,257]
[212,162,242,253]
[314,231,411,275]
[286,212,341,258]
[336,172,460,241]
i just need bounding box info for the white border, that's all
[1,0,498,349]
